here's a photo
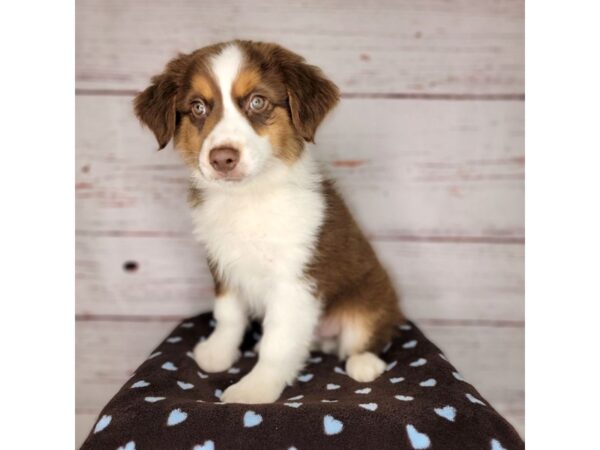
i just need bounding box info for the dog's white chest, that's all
[191,182,324,309]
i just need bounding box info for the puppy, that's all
[134,40,405,404]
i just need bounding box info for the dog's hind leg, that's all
[338,314,386,382]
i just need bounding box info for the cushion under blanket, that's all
[80,312,524,450]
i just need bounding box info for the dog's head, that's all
[134,41,339,185]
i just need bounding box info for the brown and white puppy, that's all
[134,40,404,404]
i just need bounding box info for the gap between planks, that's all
[75,88,524,101]
[75,229,524,245]
[75,314,524,328]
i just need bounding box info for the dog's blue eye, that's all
[249,95,266,111]
[191,100,207,117]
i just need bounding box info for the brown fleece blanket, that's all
[80,312,524,450]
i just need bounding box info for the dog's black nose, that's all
[209,146,240,173]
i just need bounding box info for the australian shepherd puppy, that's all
[134,40,405,404]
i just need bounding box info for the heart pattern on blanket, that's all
[491,439,507,450]
[297,373,314,382]
[334,366,346,375]
[323,415,343,435]
[434,406,457,422]
[243,411,263,427]
[177,381,194,390]
[167,408,188,426]
[403,340,418,349]
[81,315,523,450]
[359,403,378,411]
[466,393,486,406]
[420,378,437,387]
[161,362,178,371]
[406,424,431,449]
[93,415,111,433]
[284,402,302,408]
[117,441,135,450]
[193,440,215,450]
[419,378,437,387]
[410,358,427,367]
[453,371,466,382]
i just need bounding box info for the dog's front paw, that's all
[346,352,385,382]
[220,373,284,404]
[193,339,240,373]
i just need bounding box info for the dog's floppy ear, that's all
[279,51,340,143]
[134,53,190,150]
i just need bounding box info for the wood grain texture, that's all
[75,1,525,446]
[75,0,524,94]
[76,233,523,321]
[76,95,524,240]
[75,320,524,448]
[76,413,97,449]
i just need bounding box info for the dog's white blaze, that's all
[198,43,271,181]
[191,44,327,399]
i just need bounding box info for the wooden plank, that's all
[75,320,524,442]
[76,413,97,449]
[76,0,523,94]
[76,233,523,321]
[76,95,524,239]
[75,320,181,427]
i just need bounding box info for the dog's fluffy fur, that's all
[135,40,405,404]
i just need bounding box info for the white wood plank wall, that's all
[75,0,524,446]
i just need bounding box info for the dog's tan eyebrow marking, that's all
[191,74,215,101]
[232,68,261,99]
